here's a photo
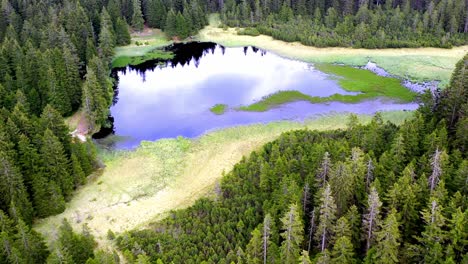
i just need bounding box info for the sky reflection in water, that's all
[106,43,417,149]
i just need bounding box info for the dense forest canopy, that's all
[117,55,467,263]
[218,0,468,47]
[0,0,466,263]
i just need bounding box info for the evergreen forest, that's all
[116,55,468,263]
[0,0,466,263]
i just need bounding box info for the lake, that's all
[98,42,418,149]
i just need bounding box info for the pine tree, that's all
[280,203,303,264]
[363,186,382,251]
[372,209,400,264]
[132,0,145,31]
[315,184,337,252]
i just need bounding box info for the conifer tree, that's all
[280,203,303,264]
[298,250,312,264]
[98,9,116,66]
[165,9,177,38]
[331,236,355,264]
[115,18,131,45]
[246,227,262,264]
[316,152,331,187]
[372,209,401,264]
[146,0,167,28]
[315,184,337,252]
[82,67,108,132]
[363,186,382,251]
[41,129,73,199]
[415,198,447,263]
[132,0,145,31]
[329,161,353,215]
[0,151,33,224]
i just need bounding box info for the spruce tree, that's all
[98,9,116,66]
[132,0,145,31]
[372,209,401,264]
[331,236,355,264]
[280,203,303,264]
[115,18,131,45]
[0,152,33,224]
[41,129,73,199]
[363,186,382,251]
[315,184,337,252]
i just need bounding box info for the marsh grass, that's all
[113,29,172,68]
[210,104,228,114]
[112,49,174,68]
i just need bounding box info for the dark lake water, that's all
[98,42,418,149]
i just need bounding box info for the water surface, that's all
[100,42,417,149]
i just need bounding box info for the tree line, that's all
[116,54,467,263]
[219,0,467,48]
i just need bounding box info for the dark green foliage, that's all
[221,0,467,48]
[116,56,467,263]
[132,0,145,31]
[115,18,132,46]
[57,219,96,264]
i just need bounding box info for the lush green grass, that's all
[317,64,417,101]
[233,64,417,112]
[237,91,313,112]
[210,104,228,114]
[112,49,174,68]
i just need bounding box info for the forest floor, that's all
[35,112,412,250]
[198,14,467,87]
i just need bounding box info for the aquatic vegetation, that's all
[210,104,228,115]
[112,49,174,68]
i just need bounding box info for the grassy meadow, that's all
[198,14,467,87]
[34,111,413,249]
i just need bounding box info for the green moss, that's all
[112,49,174,68]
[210,104,228,115]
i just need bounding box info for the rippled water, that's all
[98,42,417,149]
